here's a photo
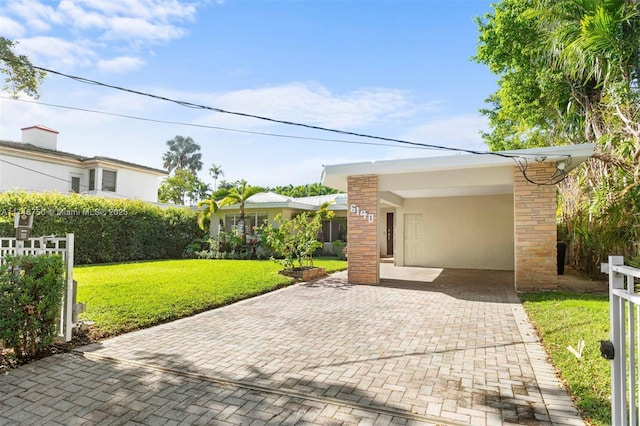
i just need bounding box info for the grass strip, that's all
[520,292,610,426]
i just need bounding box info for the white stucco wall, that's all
[0,155,162,202]
[396,194,514,270]
[0,154,85,193]
[110,167,161,202]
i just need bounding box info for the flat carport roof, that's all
[322,144,595,203]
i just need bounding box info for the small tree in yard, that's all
[260,203,334,269]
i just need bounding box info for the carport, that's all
[321,144,594,292]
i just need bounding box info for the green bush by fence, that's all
[0,254,65,358]
[0,191,203,264]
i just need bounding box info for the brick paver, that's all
[0,267,585,425]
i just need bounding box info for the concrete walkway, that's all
[0,267,585,425]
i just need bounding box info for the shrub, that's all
[0,254,65,358]
[259,204,334,269]
[0,191,204,264]
[331,240,347,260]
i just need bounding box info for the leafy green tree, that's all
[475,0,640,272]
[474,0,572,151]
[270,183,340,197]
[158,169,209,205]
[476,0,640,170]
[0,37,46,98]
[188,179,211,205]
[216,180,265,244]
[162,136,203,174]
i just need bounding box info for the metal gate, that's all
[602,256,640,425]
[0,234,77,342]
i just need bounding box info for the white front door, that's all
[404,214,424,266]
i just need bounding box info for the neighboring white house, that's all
[0,125,168,202]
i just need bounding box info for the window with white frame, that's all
[102,170,117,192]
[70,175,81,193]
[224,213,268,235]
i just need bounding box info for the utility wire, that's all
[1,56,575,185]
[13,60,524,158]
[0,96,433,151]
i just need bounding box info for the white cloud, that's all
[3,0,203,74]
[397,114,490,156]
[74,0,198,21]
[58,0,109,30]
[60,0,197,43]
[16,36,97,70]
[190,83,424,131]
[5,0,61,32]
[103,17,185,42]
[0,16,26,38]
[97,56,145,73]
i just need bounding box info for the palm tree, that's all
[162,135,203,174]
[197,188,234,250]
[217,180,265,244]
[208,164,224,190]
[537,0,640,183]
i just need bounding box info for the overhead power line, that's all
[9,59,521,158]
[0,96,433,151]
[0,56,574,185]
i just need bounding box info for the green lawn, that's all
[521,292,610,426]
[74,258,347,336]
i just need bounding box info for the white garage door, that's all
[404,213,424,266]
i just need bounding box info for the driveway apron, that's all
[0,268,585,425]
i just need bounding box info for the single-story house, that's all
[321,143,595,291]
[211,191,348,253]
[0,125,168,202]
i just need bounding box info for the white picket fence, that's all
[0,234,76,342]
[602,256,640,426]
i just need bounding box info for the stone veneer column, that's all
[347,175,379,285]
[513,163,558,291]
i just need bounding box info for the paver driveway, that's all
[0,266,584,425]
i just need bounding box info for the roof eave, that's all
[322,143,596,191]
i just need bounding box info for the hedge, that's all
[0,191,203,264]
[0,254,65,358]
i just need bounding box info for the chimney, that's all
[21,125,59,150]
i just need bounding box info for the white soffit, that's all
[392,184,514,199]
[322,143,595,198]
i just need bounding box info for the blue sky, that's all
[0,0,498,188]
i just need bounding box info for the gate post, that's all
[609,255,625,425]
[63,233,75,342]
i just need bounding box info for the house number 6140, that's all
[350,204,374,223]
